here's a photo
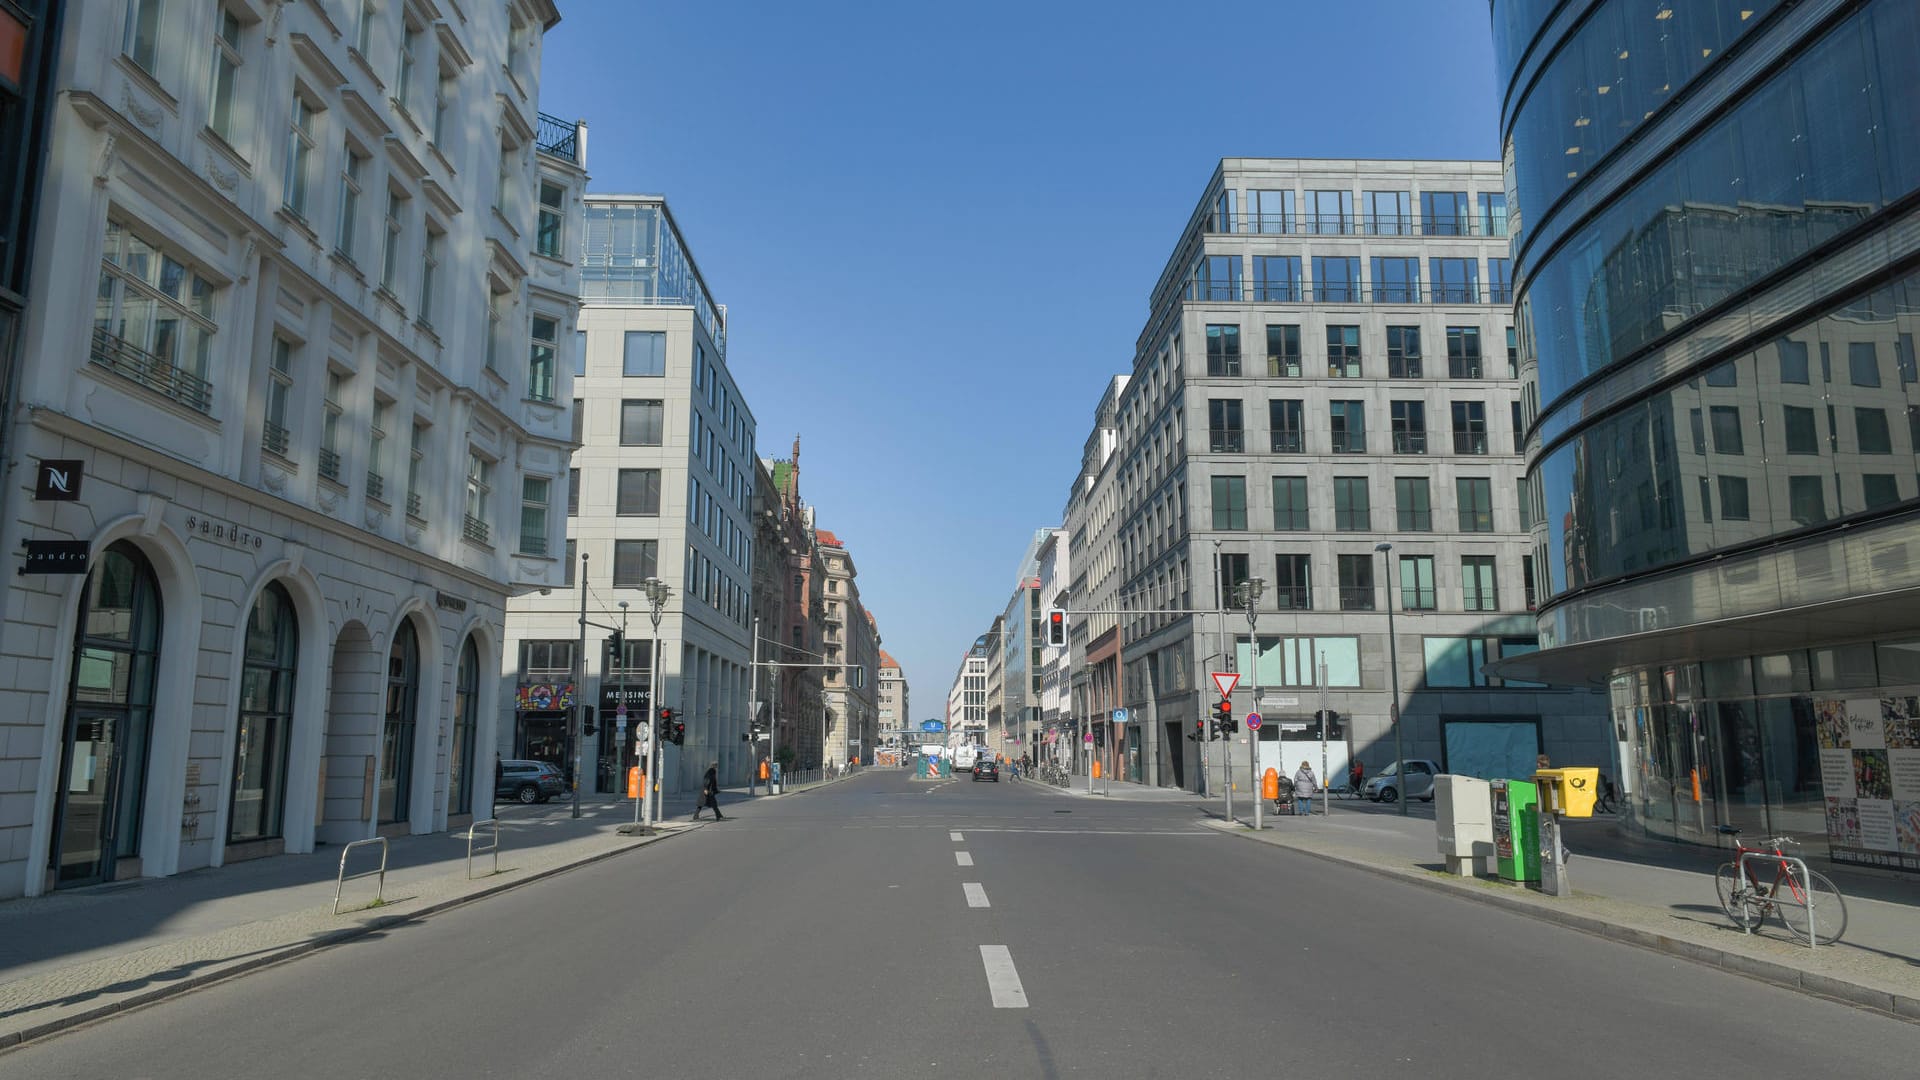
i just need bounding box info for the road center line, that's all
[979,946,1029,1008]
[949,831,964,842]
[955,851,973,866]
[963,882,990,908]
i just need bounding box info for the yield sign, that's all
[1210,671,1240,698]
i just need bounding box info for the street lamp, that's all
[642,577,671,827]
[1237,576,1266,829]
[1376,542,1406,817]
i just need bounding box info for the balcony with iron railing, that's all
[90,326,213,414]
[1185,279,1501,306]
[319,447,342,483]
[1270,430,1304,453]
[534,112,581,165]
[406,491,423,518]
[1454,432,1489,455]
[1270,586,1311,611]
[1339,587,1376,611]
[463,514,490,544]
[366,471,385,502]
[1392,431,1428,455]
[262,421,290,457]
[519,530,548,556]
[1206,213,1509,238]
[1207,429,1244,454]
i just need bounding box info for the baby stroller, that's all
[1271,773,1298,815]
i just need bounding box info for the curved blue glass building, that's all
[1492,0,1920,868]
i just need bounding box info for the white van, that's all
[953,744,980,772]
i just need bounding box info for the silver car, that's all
[1364,759,1440,803]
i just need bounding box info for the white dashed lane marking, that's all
[955,851,973,866]
[949,831,964,842]
[963,882,990,908]
[979,946,1028,1008]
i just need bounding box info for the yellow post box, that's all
[1532,767,1598,818]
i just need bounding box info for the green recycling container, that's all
[1492,779,1540,884]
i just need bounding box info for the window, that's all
[367,398,388,500]
[380,188,407,293]
[1333,477,1370,531]
[1205,324,1241,376]
[1705,361,1737,387]
[1451,401,1487,455]
[1421,191,1468,235]
[1862,474,1902,509]
[406,422,425,517]
[528,316,557,402]
[284,94,317,217]
[1462,556,1498,611]
[1210,190,1235,232]
[263,337,293,456]
[1371,257,1420,302]
[1517,476,1533,530]
[566,468,579,516]
[573,331,587,377]
[537,181,565,258]
[1478,192,1508,237]
[1709,405,1744,455]
[1523,556,1537,610]
[1307,189,1351,234]
[1329,400,1366,453]
[1506,327,1518,378]
[1456,477,1494,532]
[1429,257,1478,303]
[1338,555,1375,611]
[1778,338,1810,383]
[613,540,660,587]
[1266,325,1301,377]
[1855,408,1892,454]
[1390,401,1426,454]
[209,9,243,143]
[519,476,550,555]
[1217,552,1250,608]
[93,221,219,412]
[1386,325,1422,377]
[1446,326,1481,378]
[1718,475,1750,521]
[570,397,583,444]
[620,400,663,445]
[1788,475,1826,526]
[1422,637,1534,688]
[337,147,365,259]
[1395,477,1432,531]
[433,69,454,145]
[1326,325,1361,378]
[418,227,441,326]
[1782,406,1819,454]
[1399,555,1436,610]
[396,23,419,110]
[617,468,661,515]
[1365,190,1411,235]
[1273,554,1311,610]
[1314,256,1360,302]
[1511,400,1525,453]
[1269,399,1303,453]
[464,452,491,543]
[124,0,163,73]
[1207,399,1243,453]
[1193,254,1240,300]
[1210,476,1247,530]
[355,0,376,55]
[1272,476,1309,530]
[1849,342,1880,387]
[1254,256,1301,302]
[1488,258,1513,304]
[1251,189,1292,233]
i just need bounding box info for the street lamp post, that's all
[617,600,634,825]
[642,578,670,827]
[1376,542,1406,817]
[1240,577,1266,830]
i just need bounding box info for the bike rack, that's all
[333,836,390,915]
[467,818,500,880]
[1737,850,1818,950]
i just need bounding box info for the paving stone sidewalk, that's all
[1201,803,1920,1020]
[0,776,851,1049]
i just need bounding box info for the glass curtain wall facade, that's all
[1494,0,1920,868]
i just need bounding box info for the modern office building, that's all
[0,0,581,898]
[1111,157,1607,795]
[1490,0,1920,870]
[1065,376,1130,779]
[990,529,1059,761]
[947,639,990,748]
[503,194,757,798]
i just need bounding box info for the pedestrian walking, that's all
[1347,758,1365,797]
[1292,761,1317,816]
[691,761,725,820]
[757,757,771,795]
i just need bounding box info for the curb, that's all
[1203,820,1920,1024]
[0,823,704,1051]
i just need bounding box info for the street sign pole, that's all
[1319,653,1331,817]
[1210,670,1240,825]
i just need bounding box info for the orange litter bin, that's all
[1092,760,1103,780]
[628,767,643,799]
[1262,768,1280,801]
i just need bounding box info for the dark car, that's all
[973,760,999,782]
[496,759,566,804]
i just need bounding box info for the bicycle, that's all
[1713,826,1847,945]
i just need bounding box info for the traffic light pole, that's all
[1247,593,1260,832]
[747,615,760,793]
[1319,653,1331,817]
[571,553,589,820]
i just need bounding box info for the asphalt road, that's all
[7,770,1914,1078]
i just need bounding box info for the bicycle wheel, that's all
[1714,863,1762,931]
[1772,868,1847,945]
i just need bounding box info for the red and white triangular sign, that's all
[1210,671,1240,698]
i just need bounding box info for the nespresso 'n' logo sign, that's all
[34,460,83,501]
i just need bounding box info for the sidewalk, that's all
[1205,800,1920,1020]
[0,775,851,1049]
[1034,775,1205,802]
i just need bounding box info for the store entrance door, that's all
[54,709,128,887]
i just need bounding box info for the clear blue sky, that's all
[541,1,1502,718]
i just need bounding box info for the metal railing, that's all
[519,532,548,556]
[262,422,290,457]
[1251,281,1304,302]
[1205,214,1510,237]
[1736,849,1818,950]
[1187,279,1507,306]
[366,471,385,501]
[89,327,213,414]
[1454,433,1489,455]
[1338,587,1376,611]
[1449,359,1484,379]
[1392,431,1428,454]
[1205,355,1243,376]
[406,491,423,518]
[1270,586,1310,610]
[319,447,342,482]
[467,818,500,879]
[1268,356,1303,378]
[332,836,390,914]
[1207,430,1244,454]
[534,112,579,163]
[1330,433,1367,454]
[462,514,490,544]
[1270,432,1304,453]
[1388,359,1424,378]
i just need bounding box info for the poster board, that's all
[1815,696,1920,871]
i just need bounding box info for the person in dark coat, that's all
[692,762,725,820]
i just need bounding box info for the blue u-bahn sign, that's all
[921,720,946,733]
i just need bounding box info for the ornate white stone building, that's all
[0,0,584,897]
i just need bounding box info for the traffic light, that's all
[1046,609,1066,647]
[581,706,598,738]
[671,721,686,745]
[1313,709,1343,739]
[1190,718,1205,742]
[606,630,624,664]
[657,707,674,744]
[1214,698,1235,735]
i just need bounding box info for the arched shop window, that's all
[229,582,298,843]
[380,620,420,824]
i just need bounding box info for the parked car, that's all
[972,759,1000,782]
[1365,759,1440,803]
[496,759,566,804]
